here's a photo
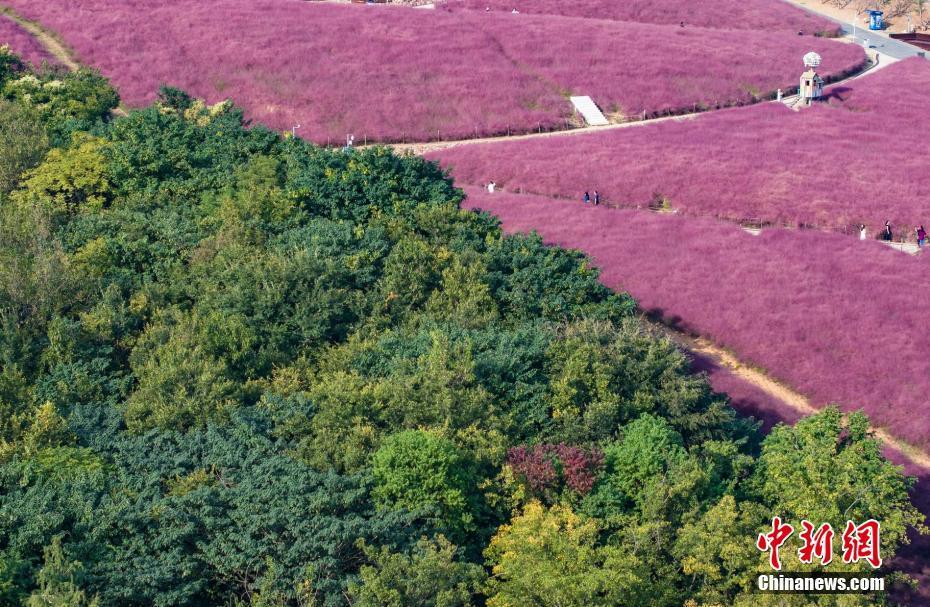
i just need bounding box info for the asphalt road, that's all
[840,25,927,59]
[792,3,928,59]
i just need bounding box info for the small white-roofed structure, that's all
[803,51,822,68]
[799,52,824,106]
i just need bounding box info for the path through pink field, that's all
[433,59,930,238]
[461,187,930,452]
[1,0,863,142]
[0,14,56,69]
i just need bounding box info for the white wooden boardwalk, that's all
[570,96,609,126]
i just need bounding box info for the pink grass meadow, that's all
[433,59,930,238]
[461,187,930,451]
[440,0,841,35]
[3,0,861,143]
[0,14,56,69]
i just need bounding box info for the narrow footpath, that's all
[652,320,930,471]
[1,7,79,70]
[0,6,128,116]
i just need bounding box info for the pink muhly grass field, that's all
[479,15,863,118]
[440,0,841,35]
[433,59,930,238]
[3,0,861,143]
[0,14,56,68]
[461,187,930,451]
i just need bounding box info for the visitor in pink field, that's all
[594,191,601,206]
[859,224,867,240]
[583,191,590,204]
[916,225,927,248]
[882,221,893,242]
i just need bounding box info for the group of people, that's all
[582,190,601,205]
[481,187,926,248]
[859,221,927,248]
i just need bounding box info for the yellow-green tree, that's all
[485,501,645,607]
[13,134,111,224]
[25,537,99,607]
[372,430,481,541]
[351,536,485,607]
[0,99,49,194]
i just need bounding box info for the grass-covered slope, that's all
[461,187,930,452]
[440,0,841,34]
[1,0,863,142]
[432,59,930,236]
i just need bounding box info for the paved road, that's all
[792,3,927,59]
[841,27,926,60]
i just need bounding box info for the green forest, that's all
[0,47,925,607]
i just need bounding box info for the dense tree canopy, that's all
[0,49,924,606]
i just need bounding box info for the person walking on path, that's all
[583,191,590,204]
[882,221,893,241]
[859,224,867,240]
[917,225,927,248]
[594,191,600,206]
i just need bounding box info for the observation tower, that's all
[799,52,824,106]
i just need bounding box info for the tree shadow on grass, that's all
[687,349,801,434]
[643,307,686,332]
[888,468,930,606]
[647,306,930,605]
[824,86,854,104]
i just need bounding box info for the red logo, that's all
[757,518,882,570]
[842,519,882,568]
[798,520,834,565]
[757,516,794,570]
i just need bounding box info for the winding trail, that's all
[392,109,708,155]
[0,5,128,116]
[5,1,930,599]
[390,44,888,154]
[5,0,924,469]
[0,7,79,70]
[651,319,930,470]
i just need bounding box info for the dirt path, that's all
[5,0,925,472]
[1,5,128,116]
[652,319,930,471]
[0,7,80,71]
[391,109,706,155]
[389,47,884,154]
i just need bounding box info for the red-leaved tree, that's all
[507,443,604,500]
